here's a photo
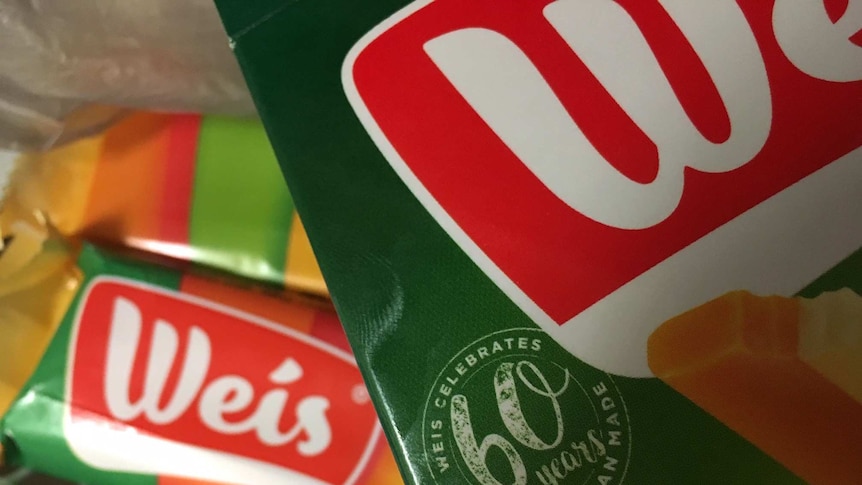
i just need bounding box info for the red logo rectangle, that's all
[344,0,862,377]
[346,0,862,324]
[66,278,378,484]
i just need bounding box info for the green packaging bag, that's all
[214,1,862,482]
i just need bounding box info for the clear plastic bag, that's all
[0,0,254,151]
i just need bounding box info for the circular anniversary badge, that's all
[423,328,631,484]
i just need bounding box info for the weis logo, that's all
[343,0,862,376]
[64,277,379,484]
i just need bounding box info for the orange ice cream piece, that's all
[648,290,862,484]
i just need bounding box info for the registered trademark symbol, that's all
[352,384,370,405]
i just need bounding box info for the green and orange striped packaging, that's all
[8,112,326,296]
